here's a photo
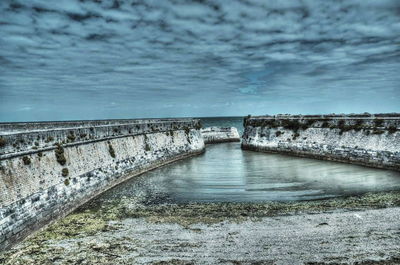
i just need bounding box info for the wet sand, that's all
[1,191,400,265]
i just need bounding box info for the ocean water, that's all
[94,118,400,203]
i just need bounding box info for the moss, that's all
[337,120,345,130]
[336,120,365,134]
[45,136,54,143]
[34,141,39,147]
[67,132,76,142]
[351,119,364,131]
[275,131,282,137]
[388,126,397,134]
[321,121,330,128]
[374,119,384,128]
[300,124,309,130]
[38,152,43,157]
[194,121,202,130]
[22,156,31,165]
[184,127,191,135]
[257,119,278,129]
[61,168,69,177]
[30,212,108,241]
[108,143,116,158]
[64,179,70,186]
[292,132,300,140]
[243,114,251,127]
[55,144,66,166]
[372,129,385,135]
[144,136,151,152]
[281,119,300,132]
[80,133,87,138]
[340,120,365,133]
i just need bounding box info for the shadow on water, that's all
[96,143,400,204]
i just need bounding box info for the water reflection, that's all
[100,143,400,203]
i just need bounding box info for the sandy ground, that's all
[44,208,400,265]
[1,191,400,265]
[123,208,400,264]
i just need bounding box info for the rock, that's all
[200,127,240,144]
[89,242,110,251]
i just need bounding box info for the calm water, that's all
[98,142,400,203]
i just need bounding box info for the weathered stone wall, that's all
[0,119,204,251]
[200,127,240,144]
[242,114,400,171]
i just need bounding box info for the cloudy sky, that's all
[0,0,399,121]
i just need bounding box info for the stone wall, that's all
[242,114,400,171]
[0,119,204,251]
[200,127,240,144]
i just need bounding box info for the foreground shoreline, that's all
[1,191,399,265]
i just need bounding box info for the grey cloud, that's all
[0,0,399,121]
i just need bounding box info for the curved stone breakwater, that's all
[200,126,240,144]
[242,113,400,171]
[0,119,205,251]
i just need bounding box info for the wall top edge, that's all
[0,118,199,126]
[0,119,201,135]
[248,113,400,120]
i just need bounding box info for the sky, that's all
[0,0,399,122]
